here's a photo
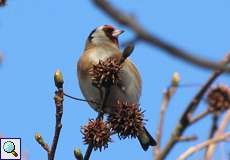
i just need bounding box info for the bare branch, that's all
[205,109,230,159]
[204,113,219,158]
[48,88,64,160]
[64,92,100,105]
[157,54,230,160]
[83,87,110,160]
[208,114,219,139]
[35,70,64,160]
[92,0,230,72]
[177,132,230,160]
[176,135,198,142]
[155,73,179,157]
[189,109,210,125]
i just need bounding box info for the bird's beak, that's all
[112,29,124,37]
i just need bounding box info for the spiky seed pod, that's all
[89,57,122,88]
[0,0,6,6]
[81,119,112,151]
[207,84,230,113]
[108,101,145,139]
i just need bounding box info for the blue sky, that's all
[0,0,230,160]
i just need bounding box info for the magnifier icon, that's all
[3,141,18,157]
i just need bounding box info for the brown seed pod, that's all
[108,101,145,139]
[207,84,230,113]
[81,119,112,151]
[89,57,122,88]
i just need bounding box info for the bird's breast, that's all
[77,46,142,114]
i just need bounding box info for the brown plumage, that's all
[77,25,157,151]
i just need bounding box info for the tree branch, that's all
[189,109,210,125]
[204,113,219,158]
[155,73,179,157]
[64,92,100,105]
[205,109,230,160]
[176,135,198,142]
[177,132,230,160]
[92,0,230,72]
[48,88,64,160]
[35,70,64,160]
[208,114,219,139]
[157,54,230,160]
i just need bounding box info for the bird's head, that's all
[86,25,124,48]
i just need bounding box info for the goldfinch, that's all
[77,25,157,151]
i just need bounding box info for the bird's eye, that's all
[106,28,114,33]
[103,27,114,34]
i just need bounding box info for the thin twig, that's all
[64,92,100,105]
[205,109,230,160]
[35,70,64,160]
[48,88,64,160]
[204,113,219,158]
[176,135,198,142]
[64,92,134,110]
[83,143,94,160]
[209,114,219,139]
[92,0,230,72]
[189,109,211,125]
[157,54,230,160]
[83,88,110,160]
[155,84,178,157]
[177,132,230,160]
[178,83,203,88]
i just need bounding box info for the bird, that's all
[77,25,157,151]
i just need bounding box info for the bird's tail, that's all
[137,127,157,151]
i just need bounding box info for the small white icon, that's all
[0,138,21,160]
[3,141,18,157]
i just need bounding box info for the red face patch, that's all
[103,25,115,31]
[102,25,118,46]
